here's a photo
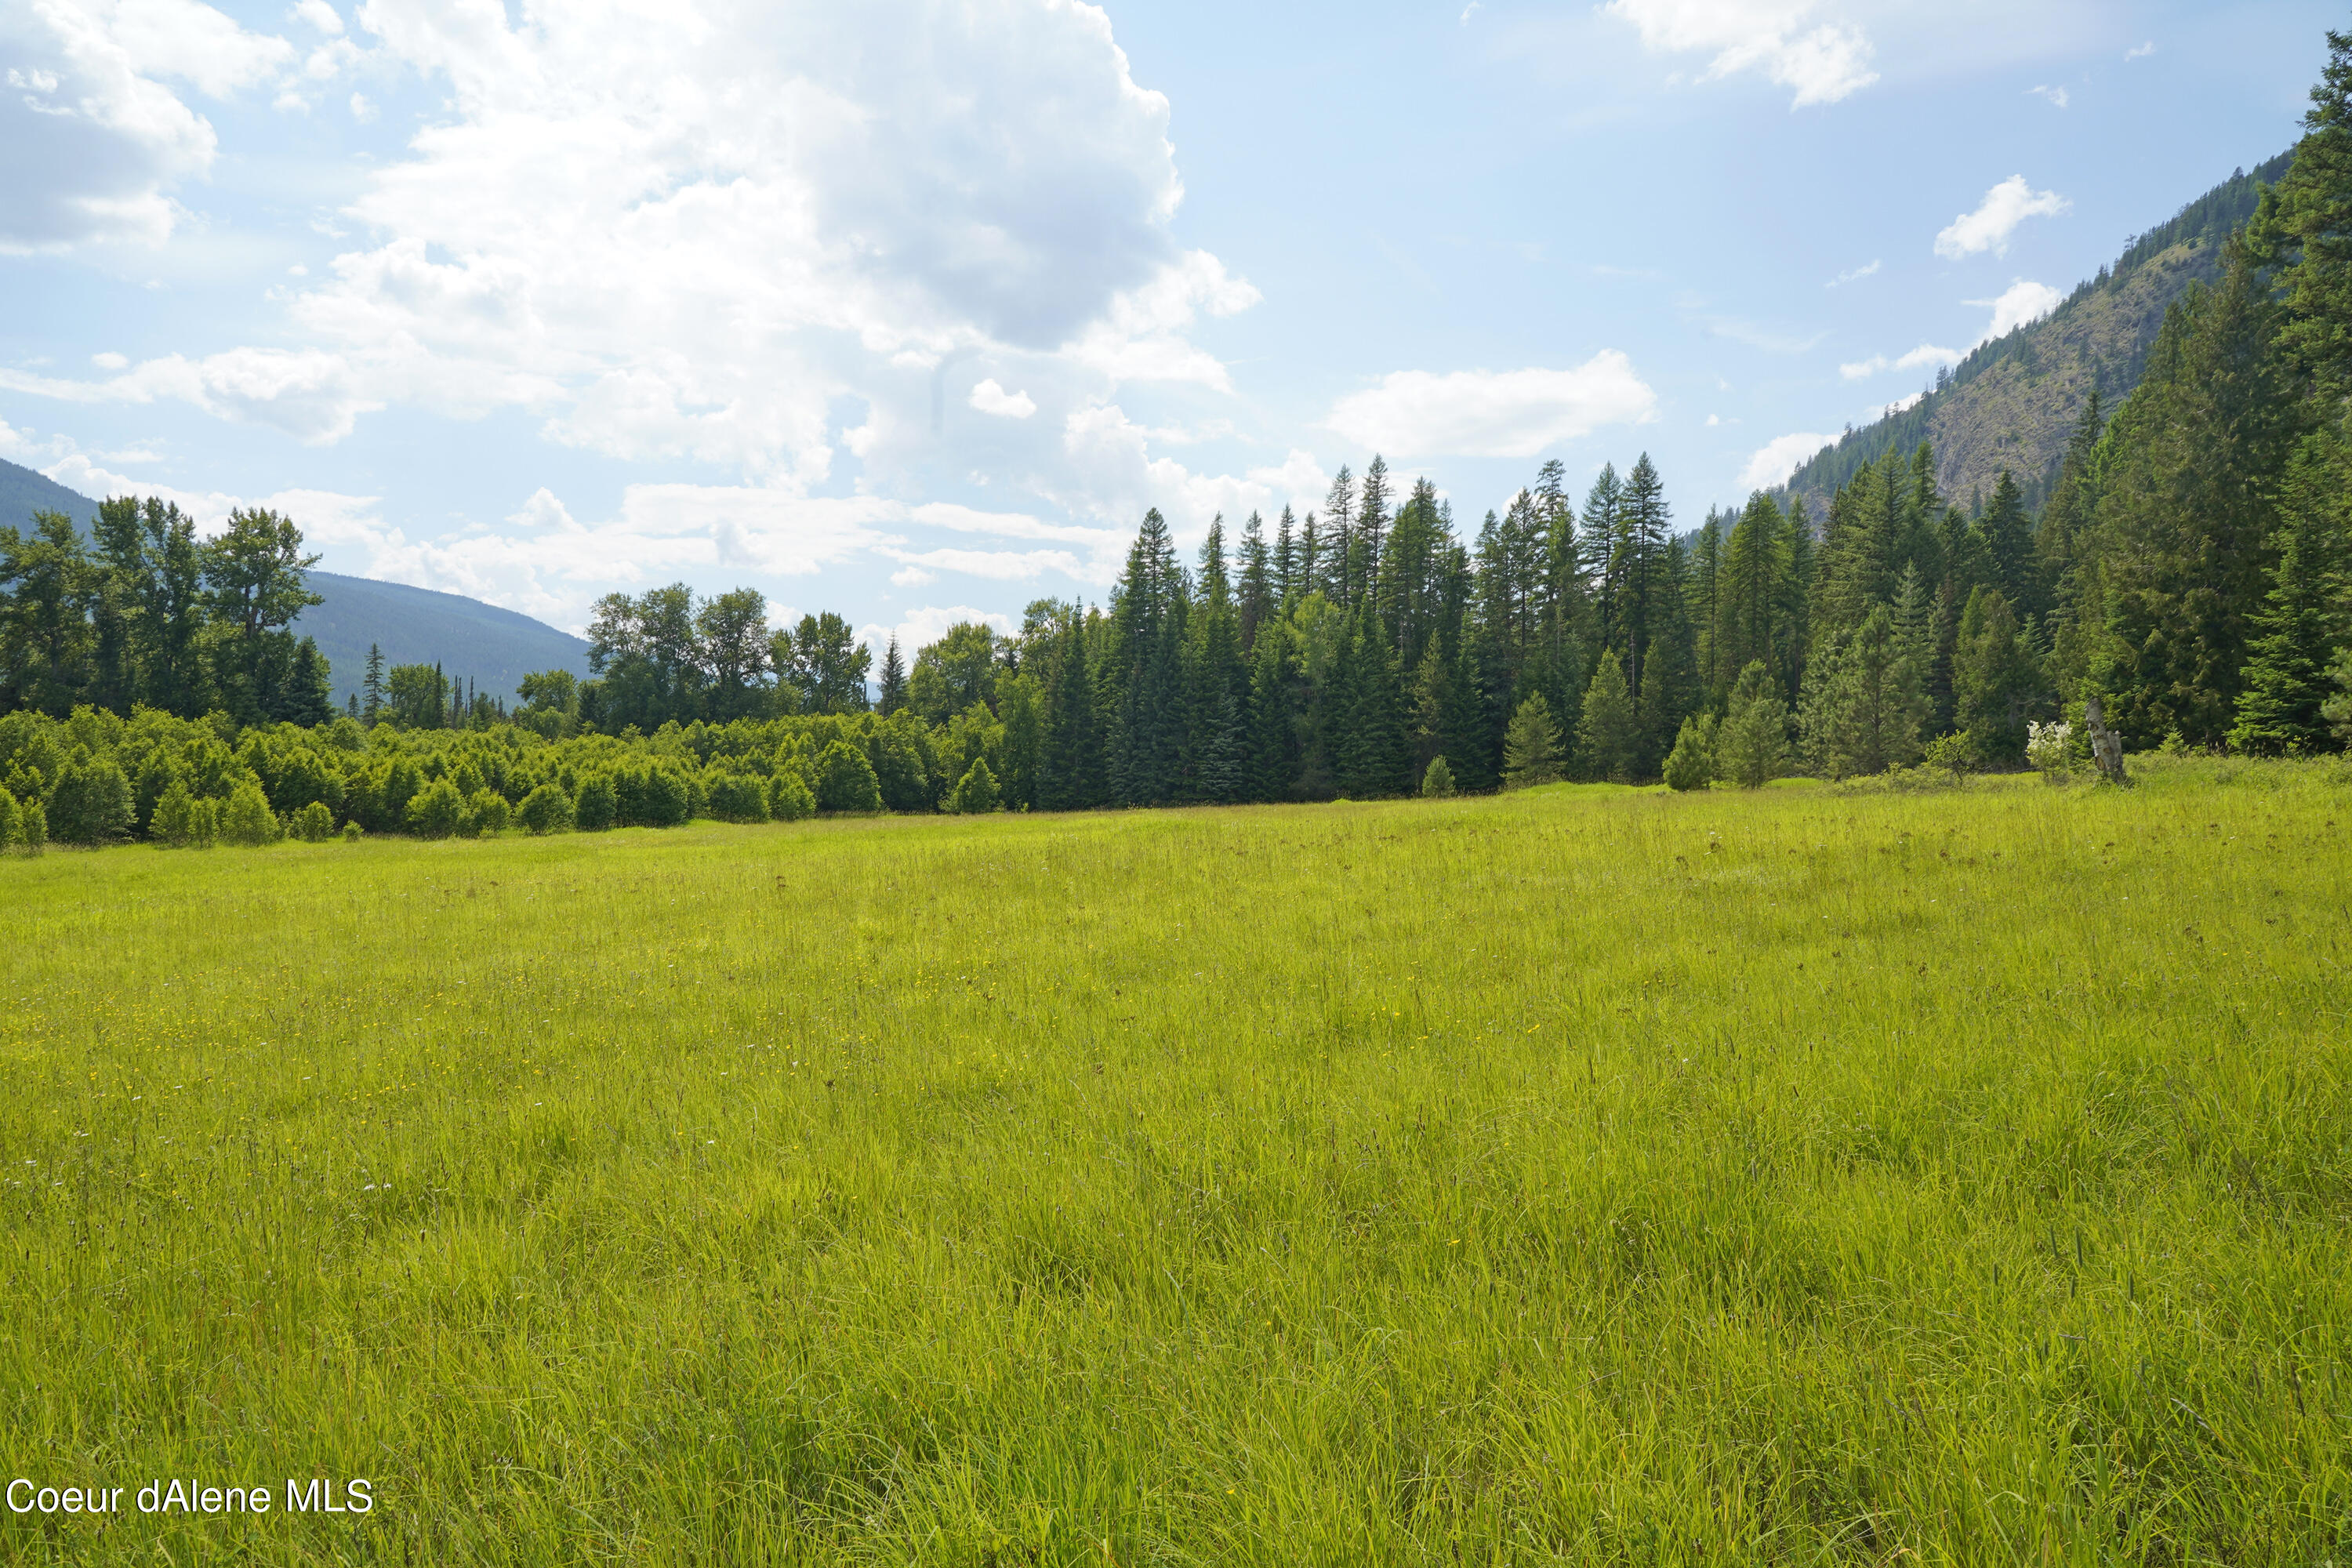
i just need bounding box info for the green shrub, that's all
[405,778,466,839]
[220,782,281,847]
[20,799,45,854]
[292,800,338,842]
[815,741,883,813]
[49,756,134,844]
[574,775,617,832]
[152,779,196,846]
[1662,713,1717,793]
[0,786,21,850]
[946,757,1000,815]
[516,783,573,835]
[768,768,815,822]
[1420,757,1457,798]
[466,789,512,837]
[341,820,364,842]
[706,772,770,823]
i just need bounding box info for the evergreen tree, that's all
[362,643,385,725]
[2230,430,2350,752]
[1635,539,1701,775]
[1574,650,1639,783]
[1661,712,1716,791]
[1806,606,1928,778]
[2249,27,2352,397]
[1185,522,1250,803]
[1720,493,1791,691]
[877,635,908,715]
[1322,467,1356,604]
[1951,587,2044,768]
[1107,510,1188,805]
[1245,626,1298,800]
[1978,471,2034,617]
[2096,253,2303,746]
[1356,455,1391,590]
[1718,662,1789,789]
[1272,507,1298,609]
[1237,511,1274,650]
[1041,618,1105,810]
[1502,691,1564,788]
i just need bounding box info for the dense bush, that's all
[49,755,134,844]
[407,779,466,839]
[516,783,573,834]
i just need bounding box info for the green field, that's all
[2,762,2348,1564]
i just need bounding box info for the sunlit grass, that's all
[2,757,2348,1564]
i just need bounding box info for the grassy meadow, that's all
[2,760,2349,1565]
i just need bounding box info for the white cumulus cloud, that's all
[1323,355,1656,459]
[1604,0,1877,108]
[1740,431,1830,491]
[968,379,1037,419]
[5,0,1257,516]
[1935,175,2069,260]
[1970,278,2063,341]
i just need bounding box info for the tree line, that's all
[7,32,2352,849]
[0,501,335,728]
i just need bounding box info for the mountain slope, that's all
[0,456,590,709]
[1776,151,2292,520]
[296,571,590,711]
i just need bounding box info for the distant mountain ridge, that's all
[1773,150,2294,521]
[0,456,590,710]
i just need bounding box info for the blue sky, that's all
[0,0,2335,654]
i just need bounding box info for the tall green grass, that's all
[2,760,2347,1564]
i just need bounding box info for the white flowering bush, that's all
[2026,720,2074,783]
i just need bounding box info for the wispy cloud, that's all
[2125,41,2156,61]
[1602,0,1877,109]
[1827,260,1880,288]
[2027,84,2068,109]
[1839,343,1962,381]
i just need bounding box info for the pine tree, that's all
[1237,511,1274,650]
[1356,455,1391,590]
[2096,253,2303,746]
[1613,454,1671,715]
[1245,626,1298,800]
[362,642,385,725]
[1273,506,1298,608]
[1107,510,1187,805]
[1185,521,1250,803]
[877,636,907,715]
[1635,539,1700,775]
[2230,430,2350,753]
[1040,619,1105,810]
[2249,27,2352,397]
[1978,470,2034,616]
[1718,661,1789,789]
[1502,691,1564,788]
[1951,587,2044,767]
[1806,605,1928,778]
[1573,651,1638,783]
[1661,712,1716,791]
[1720,493,1791,691]
[1322,467,1356,604]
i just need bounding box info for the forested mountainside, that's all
[0,457,588,710]
[1779,151,2293,519]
